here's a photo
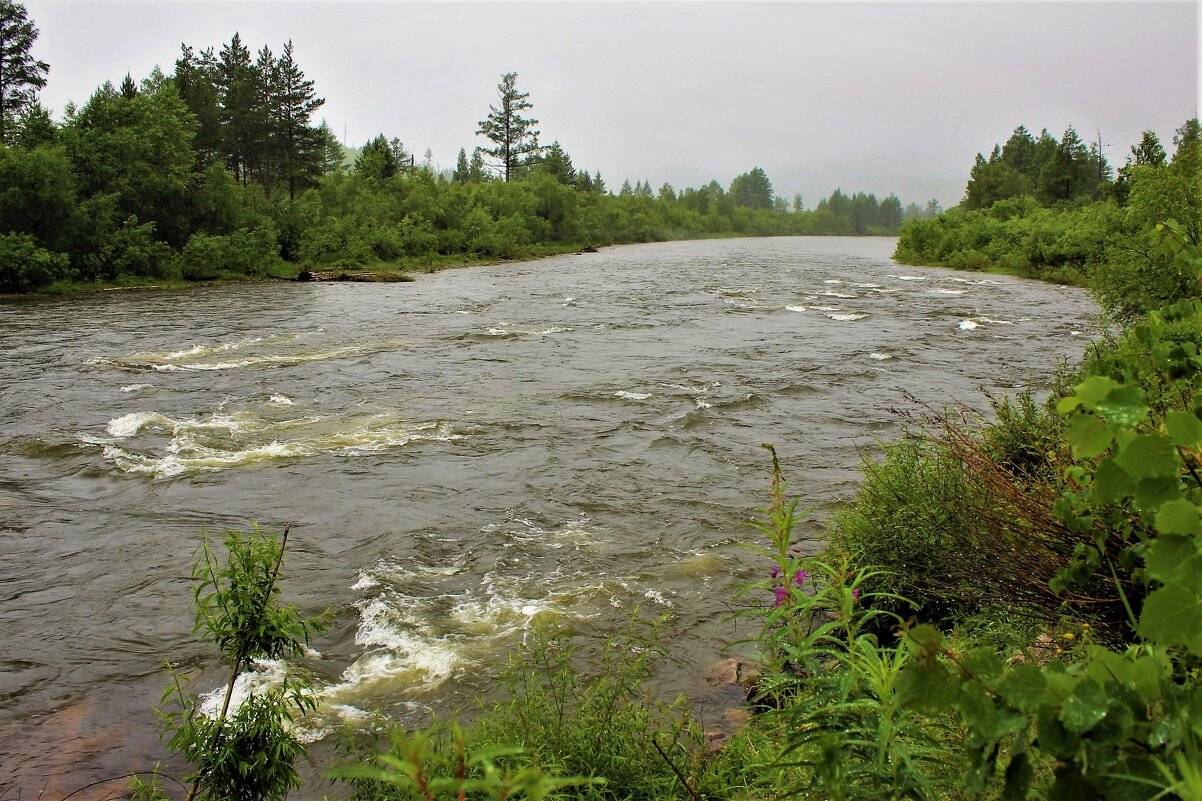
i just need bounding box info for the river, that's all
[0,236,1096,796]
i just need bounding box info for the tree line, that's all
[894,116,1202,315]
[0,1,921,293]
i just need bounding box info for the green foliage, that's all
[0,231,67,292]
[0,0,49,145]
[180,228,281,280]
[338,610,747,801]
[157,524,326,801]
[336,723,597,801]
[477,72,541,182]
[890,223,1202,800]
[741,446,959,801]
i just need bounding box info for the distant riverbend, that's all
[0,236,1096,795]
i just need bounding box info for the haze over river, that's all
[0,237,1096,795]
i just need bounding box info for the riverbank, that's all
[9,242,597,297]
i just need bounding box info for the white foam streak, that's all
[614,390,651,401]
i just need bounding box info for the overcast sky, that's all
[19,0,1201,207]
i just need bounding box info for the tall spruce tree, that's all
[216,33,257,184]
[477,72,540,182]
[0,0,49,145]
[272,40,325,198]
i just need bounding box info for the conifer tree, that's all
[477,72,541,182]
[272,40,325,198]
[0,0,49,145]
[453,147,470,183]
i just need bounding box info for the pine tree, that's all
[453,147,470,183]
[0,0,49,145]
[476,72,541,182]
[272,40,325,198]
[174,45,223,170]
[468,147,487,182]
[355,134,399,179]
[216,33,257,184]
[730,166,773,209]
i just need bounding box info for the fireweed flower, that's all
[773,585,789,607]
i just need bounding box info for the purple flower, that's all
[851,587,860,602]
[773,585,789,607]
[769,565,782,579]
[793,570,807,587]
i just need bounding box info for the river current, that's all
[0,237,1096,795]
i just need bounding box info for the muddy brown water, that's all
[0,237,1097,796]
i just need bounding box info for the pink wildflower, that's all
[773,585,789,607]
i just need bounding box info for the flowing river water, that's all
[0,237,1096,796]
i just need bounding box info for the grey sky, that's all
[20,0,1201,207]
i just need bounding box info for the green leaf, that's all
[960,647,1005,686]
[1074,376,1121,407]
[1133,476,1183,512]
[1166,410,1202,447]
[1154,500,1202,536]
[1114,433,1179,479]
[896,662,958,713]
[998,664,1048,714]
[1057,395,1083,414]
[1059,678,1108,734]
[1066,414,1113,459]
[1094,384,1148,428]
[1138,584,1202,652]
[1092,457,1134,504]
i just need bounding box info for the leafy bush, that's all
[157,524,326,801]
[0,232,69,292]
[180,228,281,280]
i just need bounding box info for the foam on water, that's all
[958,319,980,331]
[820,291,858,299]
[614,390,651,401]
[91,410,461,477]
[828,313,868,322]
[893,275,928,281]
[119,383,154,393]
[930,289,965,295]
[869,352,893,361]
[98,334,406,372]
[785,305,807,313]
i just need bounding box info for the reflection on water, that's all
[0,236,1097,795]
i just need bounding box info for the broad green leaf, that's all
[1094,384,1149,428]
[1166,410,1202,447]
[1059,678,1108,734]
[1074,376,1121,407]
[998,664,1048,714]
[1138,584,1202,653]
[1066,414,1113,459]
[1154,500,1202,536]
[1057,395,1083,414]
[1114,433,1179,479]
[896,663,957,713]
[1092,457,1134,504]
[960,647,1005,686]
[1144,534,1202,584]
[1133,476,1183,512]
